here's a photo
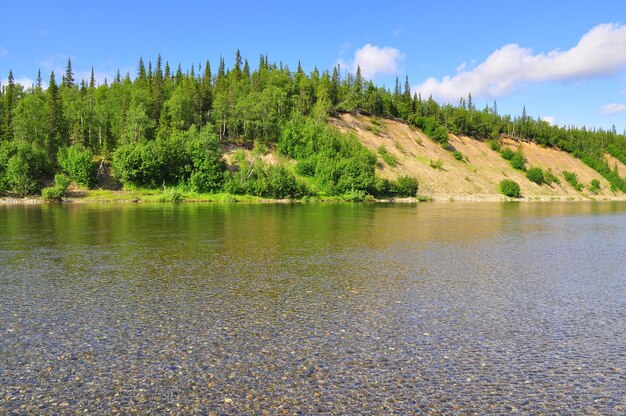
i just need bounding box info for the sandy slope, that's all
[331,113,626,201]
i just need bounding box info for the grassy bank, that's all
[0,187,436,205]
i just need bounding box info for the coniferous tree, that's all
[330,65,340,105]
[62,58,74,88]
[164,62,171,79]
[137,57,146,82]
[233,49,242,80]
[152,54,164,122]
[3,70,15,139]
[46,71,66,157]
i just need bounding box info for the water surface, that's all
[1,202,625,414]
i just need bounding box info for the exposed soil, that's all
[331,113,626,201]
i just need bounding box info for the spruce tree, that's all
[62,58,74,88]
[138,57,146,82]
[46,71,66,157]
[152,54,164,121]
[3,70,15,140]
[354,65,363,95]
[164,62,171,79]
[201,60,212,120]
[403,76,411,101]
[233,49,242,80]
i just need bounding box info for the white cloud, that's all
[602,103,626,114]
[414,23,626,101]
[75,69,116,86]
[13,77,35,89]
[343,44,405,80]
[541,116,555,125]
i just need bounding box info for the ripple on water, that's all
[1,203,625,414]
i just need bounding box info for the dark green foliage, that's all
[378,145,397,166]
[500,147,515,160]
[278,117,376,195]
[412,116,449,146]
[41,174,71,201]
[452,150,464,161]
[41,185,64,201]
[489,140,501,151]
[526,166,544,184]
[185,127,226,193]
[510,151,526,171]
[0,141,49,196]
[590,179,601,194]
[499,179,521,198]
[2,51,626,198]
[394,175,419,197]
[113,125,226,191]
[58,144,95,187]
[372,175,418,198]
[225,159,308,199]
[562,171,583,191]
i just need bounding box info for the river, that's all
[1,202,624,414]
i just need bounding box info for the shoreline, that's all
[3,190,626,206]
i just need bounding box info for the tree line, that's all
[0,51,625,198]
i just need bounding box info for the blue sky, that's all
[1,0,626,132]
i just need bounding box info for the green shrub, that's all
[0,141,49,196]
[412,116,449,146]
[526,167,544,184]
[378,145,397,167]
[41,174,71,202]
[544,168,559,185]
[159,186,183,202]
[489,140,501,151]
[500,179,521,198]
[5,154,38,197]
[394,175,419,197]
[589,179,601,194]
[57,144,95,187]
[562,171,583,191]
[225,160,309,199]
[113,125,225,191]
[429,158,443,170]
[500,147,515,160]
[295,157,316,176]
[41,186,65,201]
[452,150,464,161]
[510,151,527,171]
[373,177,394,197]
[53,173,71,190]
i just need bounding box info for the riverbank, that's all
[3,188,626,205]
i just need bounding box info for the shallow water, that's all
[1,202,625,414]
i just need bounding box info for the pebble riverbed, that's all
[0,203,624,414]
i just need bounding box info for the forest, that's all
[1,51,625,200]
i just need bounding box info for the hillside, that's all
[2,52,626,202]
[331,113,626,201]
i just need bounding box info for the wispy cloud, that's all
[13,77,35,89]
[341,44,405,80]
[75,69,116,86]
[602,103,626,115]
[414,23,626,101]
